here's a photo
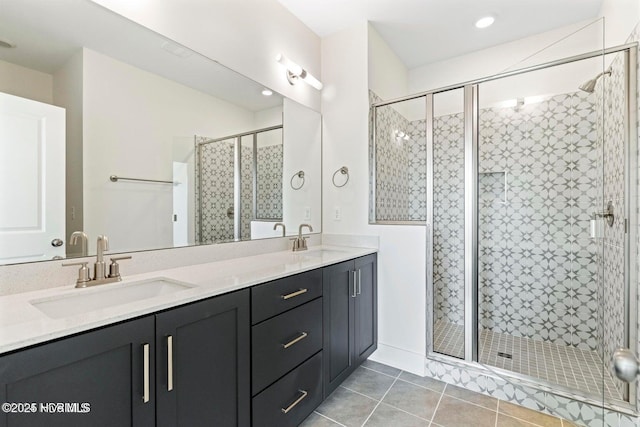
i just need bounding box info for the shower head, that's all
[579,68,612,93]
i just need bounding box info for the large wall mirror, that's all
[0,0,322,265]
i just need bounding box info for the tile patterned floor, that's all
[433,320,622,401]
[301,360,578,427]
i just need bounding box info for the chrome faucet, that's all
[69,231,88,256]
[273,222,286,237]
[291,224,313,251]
[62,234,132,288]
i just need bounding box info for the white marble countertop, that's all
[0,245,376,355]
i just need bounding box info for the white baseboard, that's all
[367,343,426,376]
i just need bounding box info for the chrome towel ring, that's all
[332,166,349,188]
[290,170,305,190]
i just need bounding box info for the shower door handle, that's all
[612,348,640,383]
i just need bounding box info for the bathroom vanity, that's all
[0,247,377,427]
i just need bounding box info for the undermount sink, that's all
[30,277,197,319]
[299,248,348,257]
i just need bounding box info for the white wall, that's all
[0,59,52,104]
[368,25,408,101]
[409,19,604,95]
[82,48,256,252]
[600,0,640,46]
[90,0,322,111]
[53,51,84,255]
[321,22,428,374]
[282,99,321,234]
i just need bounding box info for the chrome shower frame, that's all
[370,42,638,412]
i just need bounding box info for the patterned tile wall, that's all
[371,91,412,221]
[195,138,283,243]
[477,92,600,351]
[430,113,466,327]
[256,144,283,219]
[195,136,235,243]
[595,50,628,400]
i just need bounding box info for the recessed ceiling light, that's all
[475,16,495,29]
[261,89,273,96]
[0,37,16,49]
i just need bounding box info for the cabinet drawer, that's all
[252,351,323,427]
[251,269,322,324]
[252,298,322,394]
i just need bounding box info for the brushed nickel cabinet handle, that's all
[142,343,150,403]
[167,335,174,392]
[357,269,362,295]
[281,288,308,300]
[351,271,357,298]
[281,389,308,414]
[282,332,308,349]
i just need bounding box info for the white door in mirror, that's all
[0,92,65,264]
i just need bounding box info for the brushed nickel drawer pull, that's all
[357,269,362,295]
[282,332,308,349]
[281,389,308,414]
[142,343,150,403]
[167,335,174,392]
[351,271,357,297]
[281,288,308,300]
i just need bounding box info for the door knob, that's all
[613,348,640,383]
[51,238,64,247]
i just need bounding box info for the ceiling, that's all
[0,0,282,111]
[277,0,604,68]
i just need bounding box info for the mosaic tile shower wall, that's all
[430,113,466,327]
[195,138,283,243]
[596,50,628,400]
[195,136,235,243]
[370,91,411,221]
[256,144,283,219]
[477,92,600,351]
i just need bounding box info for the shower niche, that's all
[370,43,639,417]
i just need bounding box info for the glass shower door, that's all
[431,88,467,359]
[475,56,615,404]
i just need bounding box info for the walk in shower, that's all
[195,126,283,244]
[370,42,638,416]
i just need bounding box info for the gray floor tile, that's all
[444,384,497,409]
[382,379,442,420]
[361,359,402,377]
[315,387,378,427]
[300,411,346,427]
[432,395,497,427]
[497,413,538,426]
[341,366,397,400]
[398,371,447,393]
[499,402,562,427]
[364,403,430,427]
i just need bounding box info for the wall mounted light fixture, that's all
[276,53,323,91]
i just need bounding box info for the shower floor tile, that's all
[433,320,622,401]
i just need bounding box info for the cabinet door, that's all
[322,259,355,397]
[156,289,250,427]
[355,254,377,364]
[0,316,155,427]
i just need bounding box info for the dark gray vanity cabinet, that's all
[251,270,324,427]
[0,316,156,427]
[0,289,250,427]
[0,252,377,427]
[155,289,250,427]
[323,254,377,397]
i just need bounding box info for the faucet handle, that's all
[62,261,92,287]
[108,256,132,280]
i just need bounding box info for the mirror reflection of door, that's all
[0,92,65,263]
